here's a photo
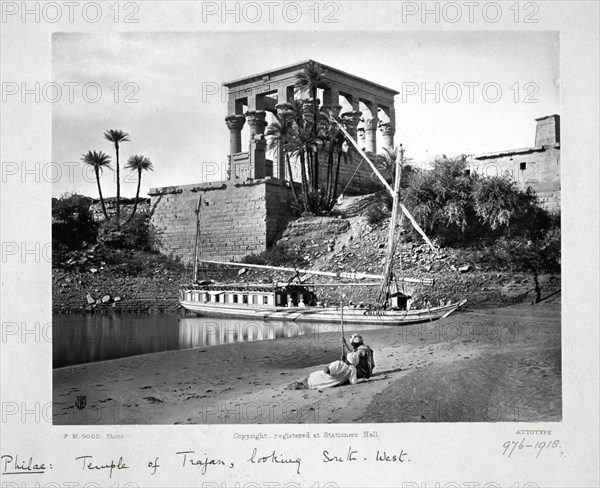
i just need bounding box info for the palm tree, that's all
[81,150,112,221]
[295,61,326,188]
[376,146,415,187]
[265,116,301,207]
[103,129,131,226]
[375,146,399,184]
[124,154,154,223]
[320,114,347,208]
[267,100,315,211]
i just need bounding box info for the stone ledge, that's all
[149,177,292,197]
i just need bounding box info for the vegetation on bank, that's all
[81,128,154,228]
[52,146,561,312]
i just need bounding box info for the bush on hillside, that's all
[364,202,389,225]
[98,213,157,251]
[402,154,555,245]
[52,193,97,257]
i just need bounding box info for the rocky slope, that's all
[52,194,560,313]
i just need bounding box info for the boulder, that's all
[102,295,111,303]
[458,264,471,273]
[86,293,95,304]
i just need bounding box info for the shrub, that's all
[52,193,97,254]
[402,154,554,245]
[98,213,155,250]
[364,203,389,225]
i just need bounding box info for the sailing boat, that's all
[179,119,466,324]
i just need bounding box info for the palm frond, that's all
[81,150,112,172]
[125,154,154,172]
[294,60,326,95]
[103,129,131,144]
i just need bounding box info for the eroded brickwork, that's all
[149,178,294,263]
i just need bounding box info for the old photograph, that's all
[49,30,562,425]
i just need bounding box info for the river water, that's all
[53,312,390,368]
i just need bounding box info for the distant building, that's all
[469,115,560,214]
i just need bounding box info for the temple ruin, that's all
[469,115,561,214]
[149,60,399,262]
[223,60,398,182]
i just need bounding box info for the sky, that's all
[52,30,559,199]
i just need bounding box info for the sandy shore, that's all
[53,302,561,424]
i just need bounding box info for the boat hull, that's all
[179,299,467,325]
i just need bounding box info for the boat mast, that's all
[378,144,404,305]
[334,118,436,252]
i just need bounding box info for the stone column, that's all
[275,140,286,179]
[268,106,288,179]
[245,110,268,138]
[341,111,362,139]
[364,116,378,153]
[225,114,245,155]
[357,127,366,151]
[322,86,342,118]
[379,122,395,150]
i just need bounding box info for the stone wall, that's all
[284,151,385,197]
[470,146,560,214]
[340,152,387,195]
[149,178,294,263]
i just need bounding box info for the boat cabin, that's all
[180,284,317,308]
[387,291,412,310]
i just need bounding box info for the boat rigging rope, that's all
[326,152,365,216]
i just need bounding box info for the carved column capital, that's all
[363,116,378,130]
[341,110,362,129]
[379,122,395,136]
[245,110,268,136]
[379,122,395,149]
[225,114,245,131]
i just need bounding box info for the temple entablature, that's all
[222,60,399,180]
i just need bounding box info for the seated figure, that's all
[286,353,359,390]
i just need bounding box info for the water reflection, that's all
[178,318,308,348]
[53,313,392,368]
[53,313,180,368]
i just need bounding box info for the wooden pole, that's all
[200,259,434,286]
[340,302,345,357]
[334,119,436,252]
[378,145,404,304]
